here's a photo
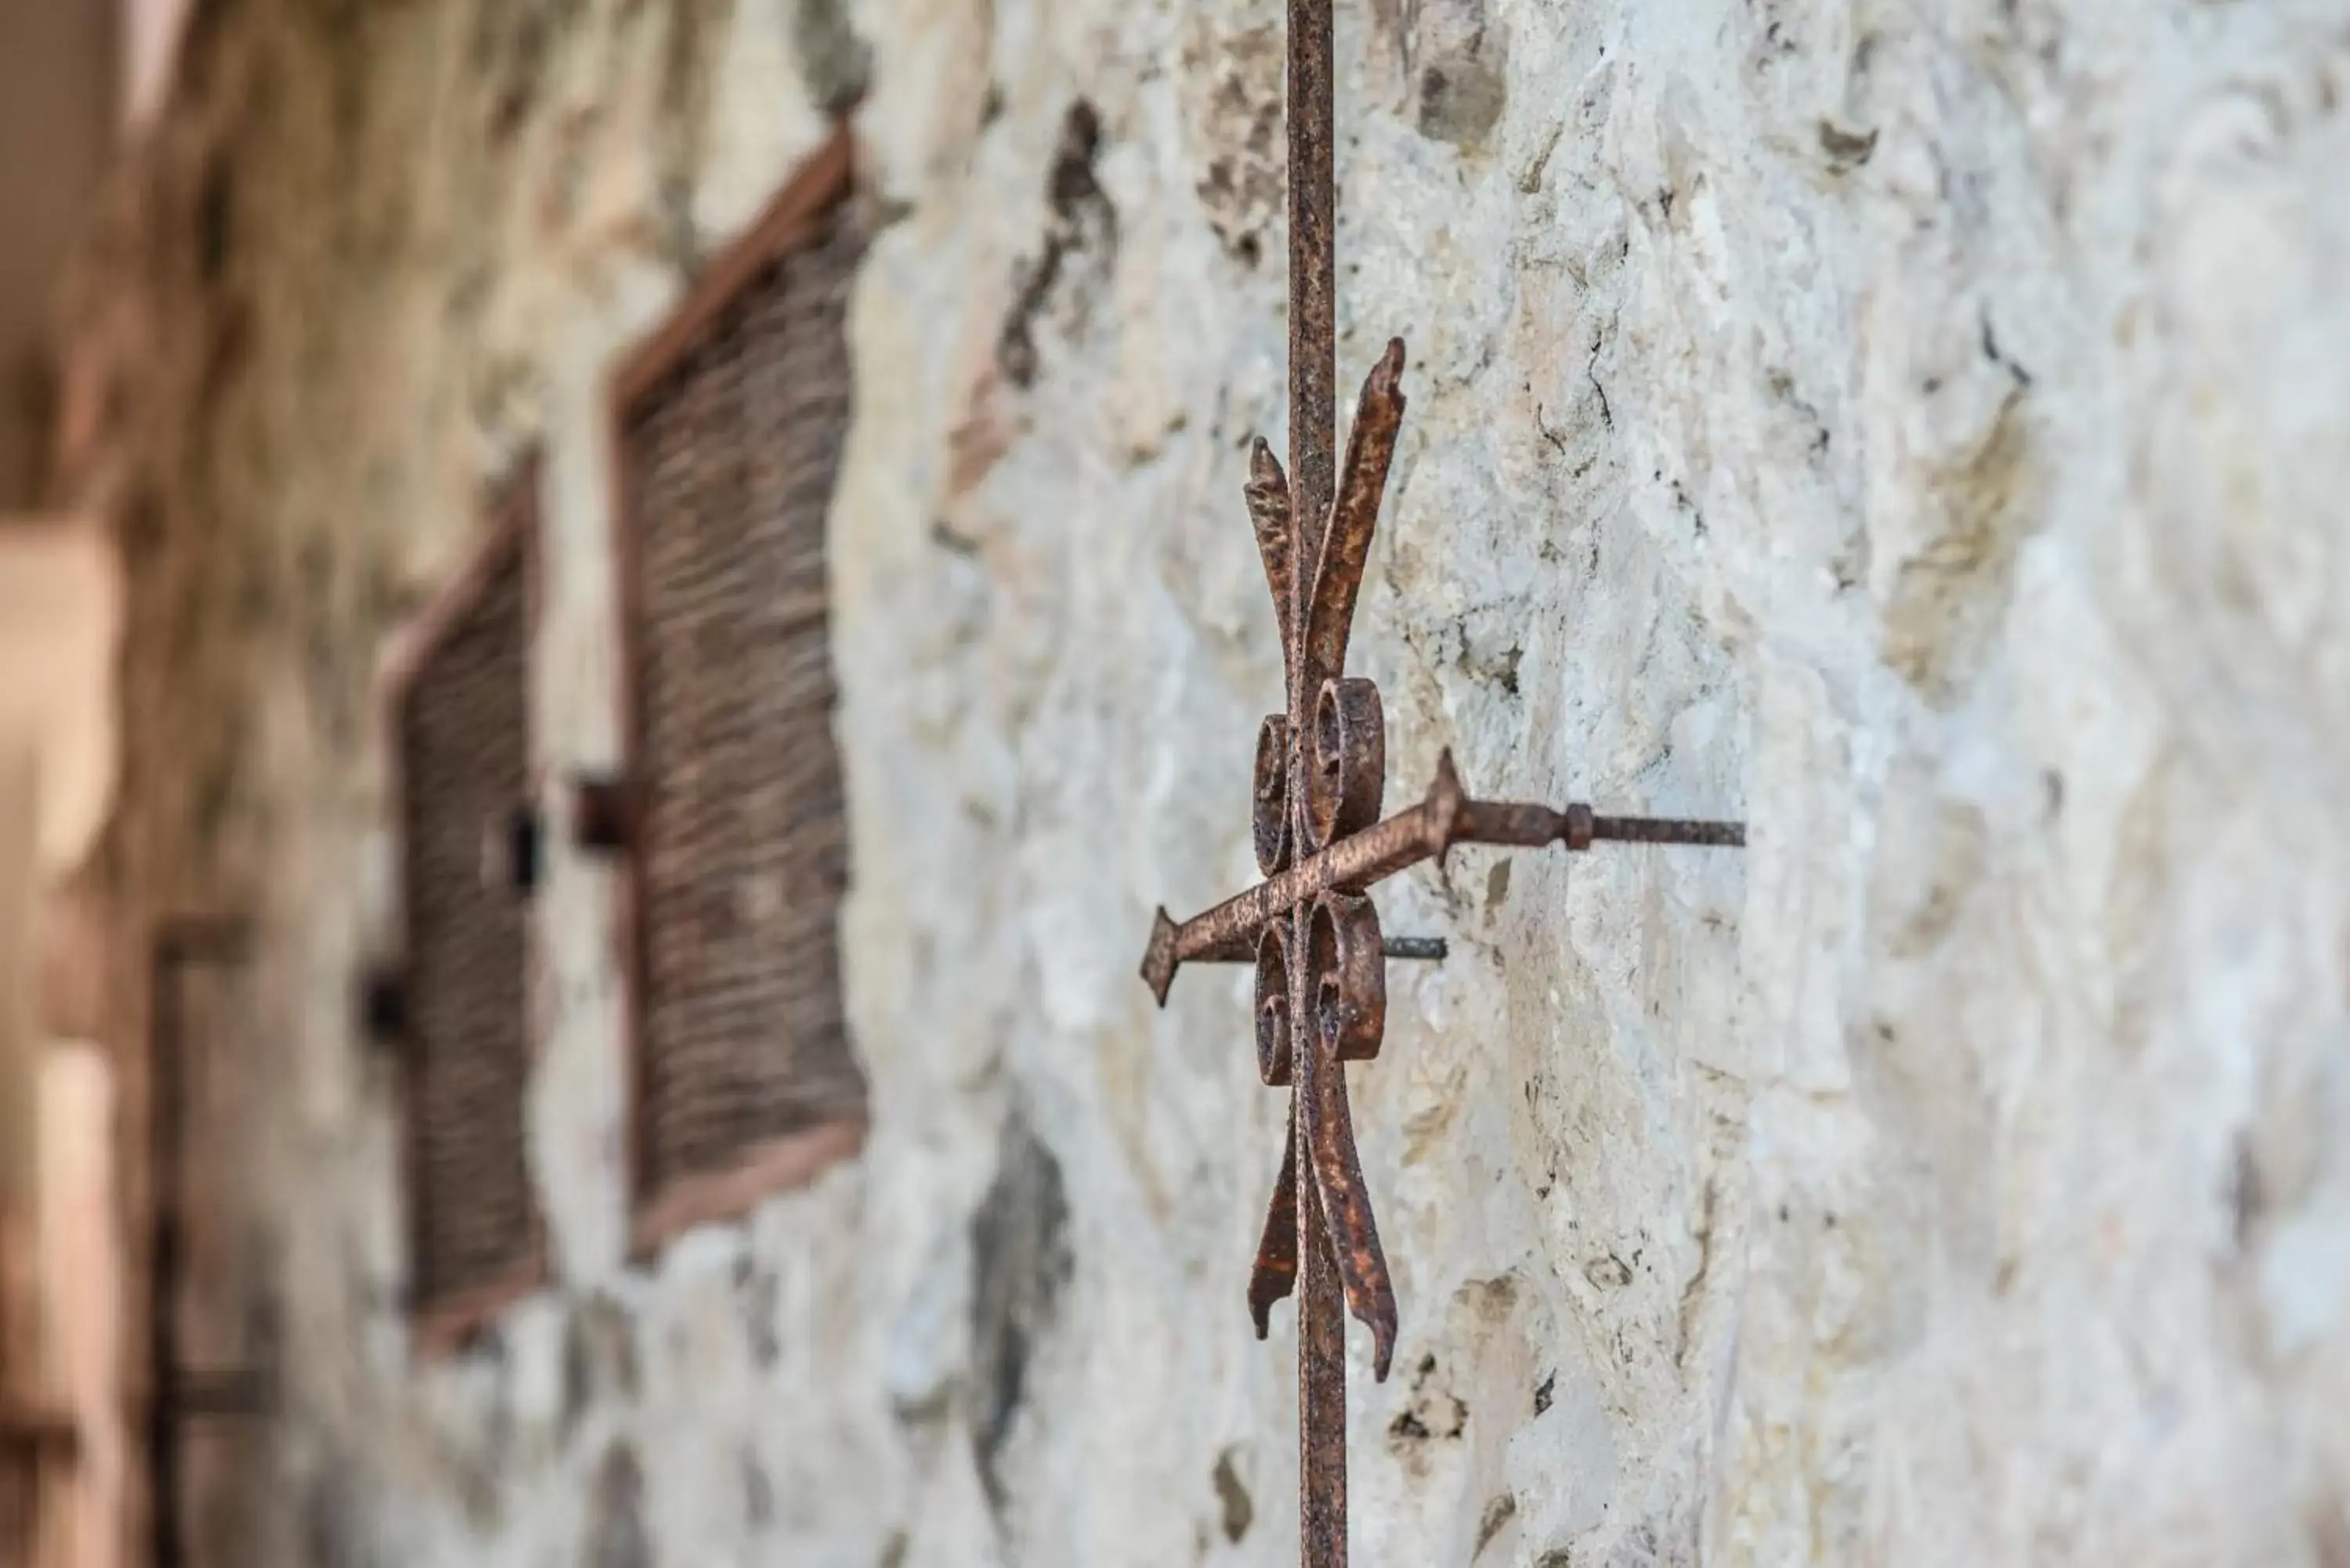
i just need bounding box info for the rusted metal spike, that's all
[1142,906,1180,1006]
[1140,757,1744,1006]
[1247,439,1300,656]
[1180,930,1448,965]
[1296,1023,1398,1378]
[1303,340,1408,697]
[1582,811,1747,849]
[1249,1106,1302,1336]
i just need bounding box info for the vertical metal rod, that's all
[1287,0,1338,633]
[1285,2,1345,1566]
[1294,906,1349,1568]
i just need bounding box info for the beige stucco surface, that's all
[57,1,2350,1565]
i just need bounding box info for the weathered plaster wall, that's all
[63,1,2350,1566]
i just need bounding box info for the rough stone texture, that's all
[58,0,2350,1565]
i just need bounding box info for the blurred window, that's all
[610,135,867,1258]
[390,461,542,1351]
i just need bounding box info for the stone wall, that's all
[63,1,2350,1566]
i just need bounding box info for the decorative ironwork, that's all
[1138,6,1745,1563]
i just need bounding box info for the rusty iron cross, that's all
[1137,5,1745,1564]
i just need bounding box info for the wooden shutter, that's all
[612,134,868,1255]
[390,462,542,1349]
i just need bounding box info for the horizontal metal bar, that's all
[1585,813,1745,849]
[1188,931,1448,964]
[1141,752,1744,1004]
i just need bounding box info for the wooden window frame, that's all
[378,453,549,1356]
[606,129,869,1263]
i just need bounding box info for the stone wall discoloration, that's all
[967,1111,1072,1514]
[59,0,2350,1565]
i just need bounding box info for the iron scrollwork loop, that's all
[1304,677,1384,858]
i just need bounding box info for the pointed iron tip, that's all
[1364,337,1408,403]
[1248,1244,1297,1340]
[1346,1270,1399,1382]
[1248,435,1285,484]
[1346,1284,1399,1382]
[1141,907,1180,1006]
[1423,750,1467,862]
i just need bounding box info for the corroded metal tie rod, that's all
[1137,4,1744,1565]
[1143,757,1742,1001]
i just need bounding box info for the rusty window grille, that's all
[605,132,869,1257]
[386,460,544,1352]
